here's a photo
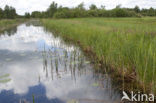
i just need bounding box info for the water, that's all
[0,21,121,103]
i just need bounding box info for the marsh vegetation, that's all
[0,19,25,33]
[0,1,156,102]
[42,17,156,94]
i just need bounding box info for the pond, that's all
[0,21,121,103]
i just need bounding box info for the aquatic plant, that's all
[41,17,156,93]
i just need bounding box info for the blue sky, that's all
[0,0,156,15]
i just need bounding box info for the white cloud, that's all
[0,0,156,16]
[0,24,75,52]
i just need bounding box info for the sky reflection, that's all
[0,22,121,103]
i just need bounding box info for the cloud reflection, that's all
[0,23,121,103]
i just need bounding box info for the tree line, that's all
[0,5,17,19]
[26,2,156,18]
[0,2,156,19]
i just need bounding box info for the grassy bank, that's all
[0,19,25,33]
[41,18,156,93]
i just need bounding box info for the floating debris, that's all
[67,99,79,103]
[92,82,99,87]
[0,74,11,83]
[0,79,11,83]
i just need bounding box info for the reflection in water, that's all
[0,26,17,37]
[0,22,121,103]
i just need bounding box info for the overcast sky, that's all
[0,0,156,15]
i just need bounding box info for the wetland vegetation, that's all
[0,19,25,33]
[41,17,156,94]
[0,1,156,102]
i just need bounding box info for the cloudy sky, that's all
[0,0,156,15]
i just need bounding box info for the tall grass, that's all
[41,17,156,93]
[0,19,25,33]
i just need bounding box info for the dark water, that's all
[0,21,121,103]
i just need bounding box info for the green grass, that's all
[41,17,156,93]
[0,19,25,33]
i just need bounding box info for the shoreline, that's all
[41,18,156,95]
[0,19,25,33]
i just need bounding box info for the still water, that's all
[0,21,121,103]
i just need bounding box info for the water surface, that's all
[0,21,121,103]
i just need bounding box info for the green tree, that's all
[100,5,105,10]
[76,2,85,10]
[134,5,140,13]
[4,5,10,18]
[116,4,122,9]
[0,8,3,19]
[10,7,16,19]
[25,12,30,18]
[31,11,42,18]
[89,4,97,10]
[3,5,16,19]
[46,1,58,17]
[148,7,155,16]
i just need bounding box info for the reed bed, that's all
[41,17,156,93]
